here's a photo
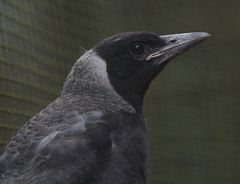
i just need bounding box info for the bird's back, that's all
[0,92,147,184]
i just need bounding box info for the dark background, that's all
[0,0,239,183]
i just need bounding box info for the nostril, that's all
[170,39,177,43]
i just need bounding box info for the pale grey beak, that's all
[146,32,210,61]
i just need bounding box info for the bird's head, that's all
[94,31,210,109]
[63,31,210,111]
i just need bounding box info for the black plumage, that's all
[0,31,209,184]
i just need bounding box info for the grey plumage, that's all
[0,32,209,184]
[0,50,144,184]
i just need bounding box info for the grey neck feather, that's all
[62,49,115,95]
[61,50,135,113]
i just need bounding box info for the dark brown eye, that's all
[130,42,146,55]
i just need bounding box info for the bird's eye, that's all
[130,42,146,56]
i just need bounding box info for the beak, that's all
[146,32,210,61]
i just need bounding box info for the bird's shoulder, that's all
[0,95,143,183]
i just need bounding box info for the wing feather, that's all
[0,98,112,184]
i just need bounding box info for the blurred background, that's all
[0,0,239,183]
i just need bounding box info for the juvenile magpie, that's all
[0,31,209,184]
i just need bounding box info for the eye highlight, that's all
[129,42,146,56]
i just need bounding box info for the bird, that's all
[0,31,209,184]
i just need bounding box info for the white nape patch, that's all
[63,49,135,113]
[79,50,135,113]
[76,49,112,89]
[37,131,59,151]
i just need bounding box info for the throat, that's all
[108,78,145,113]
